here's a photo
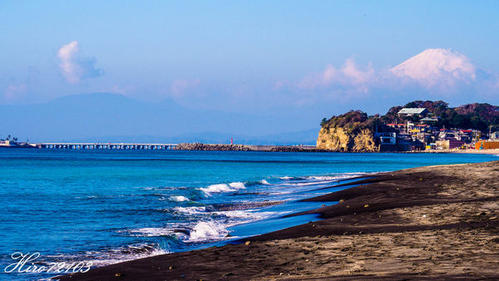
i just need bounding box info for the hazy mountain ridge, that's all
[0,93,318,144]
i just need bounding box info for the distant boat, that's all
[0,139,36,148]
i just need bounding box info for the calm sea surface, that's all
[0,148,496,280]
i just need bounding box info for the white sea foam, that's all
[87,247,169,267]
[173,206,207,215]
[187,220,229,242]
[126,227,175,237]
[169,195,190,202]
[260,179,270,185]
[213,210,277,220]
[200,182,246,194]
[229,181,245,189]
[278,173,368,182]
[46,244,170,268]
[280,180,333,187]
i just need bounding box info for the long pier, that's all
[36,143,321,152]
[38,143,178,150]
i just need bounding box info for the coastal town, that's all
[378,107,498,151]
[317,101,499,152]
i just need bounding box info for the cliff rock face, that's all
[316,111,380,152]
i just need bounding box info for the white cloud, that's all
[57,41,102,83]
[297,58,375,94]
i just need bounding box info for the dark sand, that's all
[58,161,499,280]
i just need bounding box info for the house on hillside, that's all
[420,116,439,124]
[397,108,428,117]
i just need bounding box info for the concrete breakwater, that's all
[36,142,324,152]
[175,143,324,152]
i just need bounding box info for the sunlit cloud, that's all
[57,41,102,84]
[297,58,374,92]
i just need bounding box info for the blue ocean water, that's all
[0,148,496,280]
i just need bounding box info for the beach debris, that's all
[364,204,369,208]
[114,272,122,277]
[339,199,344,203]
[245,241,251,246]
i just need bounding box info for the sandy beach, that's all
[414,149,499,155]
[58,161,499,281]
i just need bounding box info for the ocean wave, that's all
[187,220,230,242]
[304,172,368,181]
[280,180,334,187]
[199,182,246,194]
[279,176,303,181]
[44,243,169,268]
[213,210,278,220]
[278,172,368,181]
[169,195,190,202]
[125,227,176,237]
[173,206,207,215]
[124,220,231,243]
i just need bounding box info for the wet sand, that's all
[58,161,499,280]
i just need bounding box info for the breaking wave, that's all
[200,182,246,194]
[169,195,190,202]
[187,220,230,242]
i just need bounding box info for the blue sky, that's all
[1,0,498,116]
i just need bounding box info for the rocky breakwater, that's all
[317,110,386,152]
[175,143,252,151]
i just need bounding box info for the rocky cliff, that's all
[316,111,381,152]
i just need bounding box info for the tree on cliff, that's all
[380,100,497,132]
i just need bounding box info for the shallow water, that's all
[0,148,496,280]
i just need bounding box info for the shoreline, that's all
[58,161,499,280]
[407,148,499,155]
[4,145,499,154]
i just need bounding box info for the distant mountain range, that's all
[0,93,318,144]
